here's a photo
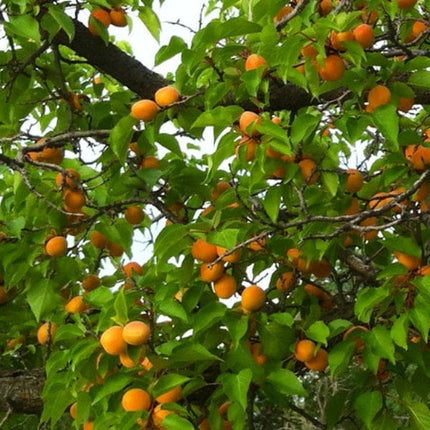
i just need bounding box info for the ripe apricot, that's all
[245,54,267,71]
[69,402,77,419]
[37,322,57,345]
[82,274,100,291]
[125,206,145,225]
[155,385,182,404]
[191,238,218,262]
[200,261,224,282]
[155,86,180,107]
[90,231,108,249]
[358,216,379,240]
[216,246,241,263]
[368,191,392,210]
[247,236,265,252]
[121,388,151,412]
[393,251,421,271]
[140,155,160,169]
[65,296,88,314]
[239,111,262,137]
[316,55,345,81]
[250,343,268,365]
[210,181,230,201]
[131,99,159,121]
[414,182,430,202]
[241,285,266,312]
[213,274,237,299]
[343,325,368,351]
[122,321,150,346]
[345,169,364,193]
[298,158,319,184]
[107,241,124,257]
[397,0,417,9]
[309,259,331,279]
[405,21,429,42]
[318,0,333,16]
[152,404,174,427]
[38,147,64,164]
[276,272,295,292]
[304,284,332,303]
[409,145,430,171]
[89,8,111,36]
[123,262,144,278]
[304,347,328,371]
[295,339,316,362]
[353,24,374,49]
[398,96,414,113]
[367,85,391,111]
[63,189,86,212]
[236,136,258,161]
[83,421,94,430]
[100,325,126,355]
[110,7,127,27]
[45,236,67,257]
[273,5,293,22]
[330,30,354,51]
[55,169,80,188]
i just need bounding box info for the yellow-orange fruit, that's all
[250,343,268,366]
[397,0,417,9]
[241,285,266,312]
[121,388,151,412]
[304,284,332,303]
[37,322,57,345]
[301,43,318,58]
[353,24,374,49]
[295,339,316,362]
[90,231,108,249]
[330,30,354,51]
[65,295,88,314]
[110,7,127,27]
[398,96,414,112]
[343,325,368,351]
[200,261,225,282]
[414,182,430,202]
[409,145,430,171]
[191,238,218,262]
[367,85,391,111]
[155,386,182,404]
[122,321,150,345]
[69,402,77,419]
[309,259,332,279]
[304,347,328,371]
[82,274,100,291]
[368,191,392,210]
[55,169,80,188]
[319,0,333,16]
[152,404,173,427]
[88,8,111,35]
[155,86,180,107]
[298,158,319,184]
[63,189,86,212]
[276,272,295,292]
[100,325,127,355]
[316,55,345,81]
[358,216,379,241]
[393,251,421,271]
[124,206,145,225]
[245,54,267,71]
[140,156,160,170]
[45,236,67,257]
[210,181,230,201]
[106,241,124,257]
[83,421,94,430]
[236,136,258,161]
[213,274,237,299]
[239,111,262,137]
[273,5,293,22]
[216,246,241,263]
[345,169,364,193]
[38,147,63,164]
[247,236,266,252]
[129,142,141,156]
[131,99,159,121]
[123,262,144,278]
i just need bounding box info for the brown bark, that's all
[0,368,44,415]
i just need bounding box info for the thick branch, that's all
[0,368,44,415]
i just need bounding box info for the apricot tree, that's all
[1,0,430,429]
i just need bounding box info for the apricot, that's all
[63,189,86,212]
[125,205,145,225]
[316,55,345,81]
[250,343,268,366]
[106,241,124,257]
[393,251,421,271]
[121,388,151,412]
[398,96,414,113]
[304,284,332,304]
[397,0,417,9]
[298,158,319,184]
[90,231,108,249]
[353,24,374,49]
[236,136,258,161]
[123,262,144,278]
[110,7,127,27]
[100,325,126,355]
[345,169,364,193]
[45,236,67,257]
[155,86,180,107]
[37,322,57,345]
[213,274,237,299]
[55,169,80,188]
[241,285,266,312]
[405,21,428,42]
[65,295,88,314]
[276,272,295,292]
[140,156,160,169]
[304,347,328,371]
[200,261,224,282]
[82,274,100,291]
[245,54,267,71]
[191,238,218,262]
[88,8,111,36]
[330,30,354,51]
[247,236,266,251]
[216,246,241,263]
[343,325,368,351]
[210,181,230,201]
[273,5,293,22]
[38,147,64,164]
[367,85,391,111]
[122,321,151,345]
[295,339,316,362]
[301,43,318,58]
[131,99,159,121]
[152,404,174,427]
[239,111,262,137]
[318,0,333,16]
[409,145,430,171]
[155,386,182,404]
[69,402,77,419]
[83,421,94,430]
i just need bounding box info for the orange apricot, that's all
[250,343,268,365]
[131,99,159,122]
[410,145,430,171]
[110,7,127,27]
[63,189,86,212]
[38,147,64,164]
[83,421,94,430]
[276,272,295,292]
[316,55,345,81]
[152,404,174,428]
[367,85,391,111]
[345,169,364,193]
[55,169,80,188]
[210,181,230,201]
[37,322,57,345]
[273,5,293,22]
[155,86,180,107]
[82,274,100,291]
[90,231,108,249]
[89,8,111,36]
[45,236,67,257]
[100,325,127,355]
[330,30,354,51]
[241,285,266,312]
[123,262,144,278]
[239,111,262,137]
[191,238,218,262]
[200,261,225,282]
[236,136,258,161]
[69,402,77,419]
[298,158,319,184]
[125,205,145,225]
[245,54,267,71]
[216,246,241,263]
[121,388,151,412]
[106,241,124,257]
[398,96,414,113]
[397,0,417,9]
[140,156,160,169]
[318,0,333,16]
[393,251,421,271]
[295,339,316,362]
[65,296,88,314]
[155,386,182,404]
[304,347,328,371]
[122,321,151,345]
[353,24,374,49]
[213,274,237,299]
[343,325,368,351]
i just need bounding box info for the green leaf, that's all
[152,374,190,398]
[266,368,307,397]
[290,112,322,145]
[162,414,194,430]
[371,104,399,150]
[158,299,189,322]
[354,391,383,429]
[5,15,41,43]
[328,341,356,377]
[409,295,430,343]
[41,383,74,426]
[219,369,253,410]
[93,373,131,404]
[224,313,249,348]
[354,286,390,323]
[155,36,187,66]
[113,287,128,326]
[322,171,339,196]
[157,133,182,157]
[110,116,135,163]
[192,301,226,335]
[305,321,330,345]
[139,6,161,42]
[369,326,395,363]
[260,322,294,359]
[263,187,281,223]
[407,402,430,430]
[27,279,61,322]
[408,71,430,90]
[169,342,221,366]
[192,106,243,129]
[391,313,408,350]
[48,5,75,41]
[154,224,189,263]
[207,228,240,249]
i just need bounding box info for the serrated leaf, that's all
[162,413,194,430]
[354,391,382,429]
[27,279,60,322]
[152,373,190,398]
[192,301,226,335]
[169,342,221,366]
[192,106,243,129]
[408,71,430,90]
[93,373,131,404]
[110,115,135,163]
[322,171,339,196]
[266,368,307,397]
[329,341,356,377]
[354,286,390,323]
[369,326,395,363]
[207,228,240,249]
[220,369,253,410]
